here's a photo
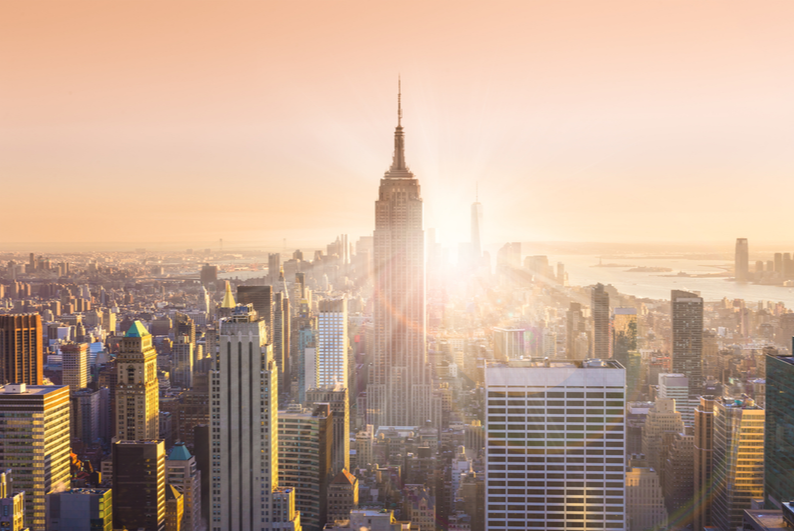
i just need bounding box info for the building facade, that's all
[60,342,88,392]
[764,353,793,509]
[711,398,765,531]
[115,321,160,441]
[0,314,43,385]
[166,443,202,531]
[317,298,348,388]
[46,488,113,531]
[112,440,166,531]
[306,385,350,476]
[278,403,332,531]
[592,283,610,359]
[367,88,430,428]
[671,290,703,401]
[484,359,626,530]
[210,305,278,531]
[694,395,717,531]
[0,384,70,531]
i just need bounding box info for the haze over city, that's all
[1,0,792,249]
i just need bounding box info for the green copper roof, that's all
[167,442,192,461]
[125,321,150,338]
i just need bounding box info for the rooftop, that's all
[167,442,192,461]
[486,358,624,370]
[125,321,150,338]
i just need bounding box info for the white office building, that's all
[317,298,348,387]
[657,373,694,427]
[485,359,627,531]
[210,305,281,531]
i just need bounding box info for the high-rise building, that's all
[642,398,684,473]
[671,290,703,401]
[326,469,358,524]
[711,397,765,531]
[167,442,202,531]
[115,321,160,441]
[662,428,695,526]
[60,342,88,392]
[268,253,281,283]
[0,384,71,531]
[0,314,43,385]
[113,440,166,531]
[317,298,348,387]
[70,387,102,445]
[0,470,26,531]
[566,303,587,359]
[269,487,302,530]
[294,298,317,404]
[626,457,668,531]
[46,488,113,531]
[306,385,350,476]
[237,285,273,330]
[694,395,717,531]
[735,238,749,282]
[657,373,693,426]
[278,403,332,531]
[492,328,525,361]
[273,290,291,393]
[764,354,793,509]
[592,283,610,359]
[200,264,218,286]
[484,359,626,531]
[612,308,637,365]
[210,305,278,531]
[367,85,430,428]
[172,335,194,389]
[165,485,184,531]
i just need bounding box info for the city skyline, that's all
[1,0,792,248]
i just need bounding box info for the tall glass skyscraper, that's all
[366,83,430,428]
[764,353,793,509]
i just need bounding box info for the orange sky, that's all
[0,1,792,250]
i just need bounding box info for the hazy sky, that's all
[1,1,792,250]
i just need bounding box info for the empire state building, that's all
[366,84,431,428]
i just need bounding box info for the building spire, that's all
[398,75,402,127]
[391,76,407,172]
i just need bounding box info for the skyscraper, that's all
[367,83,430,428]
[735,238,749,282]
[484,359,626,531]
[237,285,273,330]
[0,384,71,531]
[307,385,350,476]
[566,303,587,359]
[592,283,610,359]
[116,321,160,441]
[613,307,639,395]
[764,353,793,509]
[60,342,88,391]
[210,305,278,531]
[317,298,348,387]
[671,290,703,401]
[278,403,332,531]
[0,313,43,385]
[694,396,717,531]
[167,443,202,531]
[711,397,765,531]
[112,440,166,531]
